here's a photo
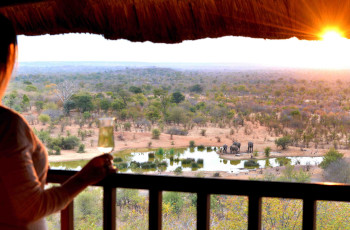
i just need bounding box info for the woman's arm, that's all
[0,111,114,225]
[0,152,114,225]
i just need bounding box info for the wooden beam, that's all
[0,0,49,8]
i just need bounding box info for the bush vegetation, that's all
[320,148,343,169]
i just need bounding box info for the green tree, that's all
[100,99,111,113]
[275,136,291,150]
[116,89,131,106]
[63,100,76,115]
[21,94,30,111]
[129,86,142,94]
[171,92,185,104]
[111,99,125,112]
[72,94,94,112]
[35,101,44,112]
[189,84,203,93]
[153,88,170,116]
[146,106,161,124]
[167,107,188,125]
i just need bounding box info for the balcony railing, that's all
[47,169,350,230]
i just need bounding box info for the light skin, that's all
[1,43,115,199]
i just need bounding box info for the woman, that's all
[0,14,115,229]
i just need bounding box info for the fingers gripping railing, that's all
[47,169,350,230]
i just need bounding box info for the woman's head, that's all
[0,14,17,100]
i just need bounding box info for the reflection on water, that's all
[51,147,323,174]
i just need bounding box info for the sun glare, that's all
[320,29,345,42]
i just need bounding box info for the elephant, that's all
[233,142,241,152]
[248,142,254,153]
[230,145,239,154]
[222,144,228,153]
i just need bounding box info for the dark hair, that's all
[0,14,17,75]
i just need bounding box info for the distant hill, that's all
[17,61,350,81]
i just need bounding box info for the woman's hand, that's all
[78,154,116,186]
[62,154,116,197]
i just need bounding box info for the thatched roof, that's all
[0,0,349,43]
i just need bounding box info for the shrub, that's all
[48,149,54,156]
[174,166,183,175]
[189,140,195,148]
[77,144,85,153]
[276,157,292,166]
[200,129,206,136]
[140,162,157,169]
[163,192,184,214]
[124,122,131,131]
[155,148,164,155]
[113,157,123,163]
[166,128,188,136]
[25,85,37,92]
[38,114,51,125]
[264,147,271,157]
[130,161,141,169]
[324,158,350,183]
[169,148,175,155]
[191,162,199,168]
[148,153,155,159]
[197,159,204,164]
[197,145,205,151]
[152,129,161,139]
[34,129,50,143]
[61,136,80,149]
[181,158,195,165]
[117,163,128,170]
[157,161,168,167]
[42,109,62,121]
[320,148,343,169]
[47,135,80,150]
[213,172,221,177]
[54,146,61,155]
[275,136,291,150]
[244,160,259,168]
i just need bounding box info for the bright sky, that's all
[17,32,350,69]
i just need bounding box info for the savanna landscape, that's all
[8,62,350,229]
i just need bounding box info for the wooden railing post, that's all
[197,192,210,230]
[61,202,74,230]
[248,195,262,230]
[303,199,316,230]
[149,189,162,230]
[103,187,116,230]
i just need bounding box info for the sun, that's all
[320,29,345,42]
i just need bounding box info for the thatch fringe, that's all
[1,0,350,43]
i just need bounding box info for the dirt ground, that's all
[32,121,350,182]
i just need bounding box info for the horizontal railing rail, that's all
[47,169,350,230]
